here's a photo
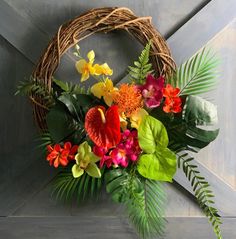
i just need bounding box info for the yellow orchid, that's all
[94,63,113,76]
[130,108,149,129]
[75,50,96,82]
[91,78,118,106]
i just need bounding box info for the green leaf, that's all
[138,115,169,153]
[183,95,218,126]
[137,146,176,182]
[53,78,69,91]
[46,103,75,143]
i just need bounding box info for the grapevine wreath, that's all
[16,7,222,239]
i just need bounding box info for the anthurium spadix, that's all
[72,141,101,178]
[137,115,177,182]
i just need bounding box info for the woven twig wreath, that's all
[32,7,176,130]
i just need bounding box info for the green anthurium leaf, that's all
[72,164,84,178]
[137,145,177,182]
[138,115,169,153]
[183,95,218,126]
[86,162,101,178]
[46,103,75,143]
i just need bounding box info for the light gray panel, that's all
[6,0,210,37]
[0,36,55,216]
[0,217,235,239]
[168,0,236,64]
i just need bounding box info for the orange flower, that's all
[162,84,182,113]
[46,142,78,168]
[113,84,143,117]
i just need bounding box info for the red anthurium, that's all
[85,105,121,148]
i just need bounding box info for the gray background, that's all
[0,0,236,238]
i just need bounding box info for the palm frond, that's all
[52,167,104,203]
[128,41,153,84]
[177,152,222,239]
[168,48,219,95]
[53,78,89,94]
[105,168,166,239]
[35,132,54,149]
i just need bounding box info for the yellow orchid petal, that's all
[75,59,86,73]
[72,164,84,178]
[101,63,113,75]
[88,63,96,75]
[104,78,113,89]
[94,64,113,76]
[91,82,104,99]
[87,50,95,64]
[93,64,103,76]
[130,108,149,129]
[86,162,101,178]
[81,70,90,82]
[104,94,114,106]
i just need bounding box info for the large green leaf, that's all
[183,95,218,126]
[168,47,219,95]
[58,93,98,122]
[138,115,169,153]
[46,103,75,143]
[137,146,176,182]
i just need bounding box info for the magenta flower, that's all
[93,130,141,168]
[110,145,129,168]
[138,74,165,108]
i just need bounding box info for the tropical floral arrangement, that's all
[16,42,222,239]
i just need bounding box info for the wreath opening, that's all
[16,7,222,239]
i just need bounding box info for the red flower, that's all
[46,142,78,168]
[85,105,121,148]
[163,84,182,113]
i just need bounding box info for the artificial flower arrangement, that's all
[16,41,222,239]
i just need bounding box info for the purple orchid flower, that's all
[138,74,165,108]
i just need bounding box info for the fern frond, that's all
[52,167,104,203]
[105,169,166,239]
[177,152,222,239]
[128,41,153,84]
[168,48,219,95]
[16,78,55,107]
